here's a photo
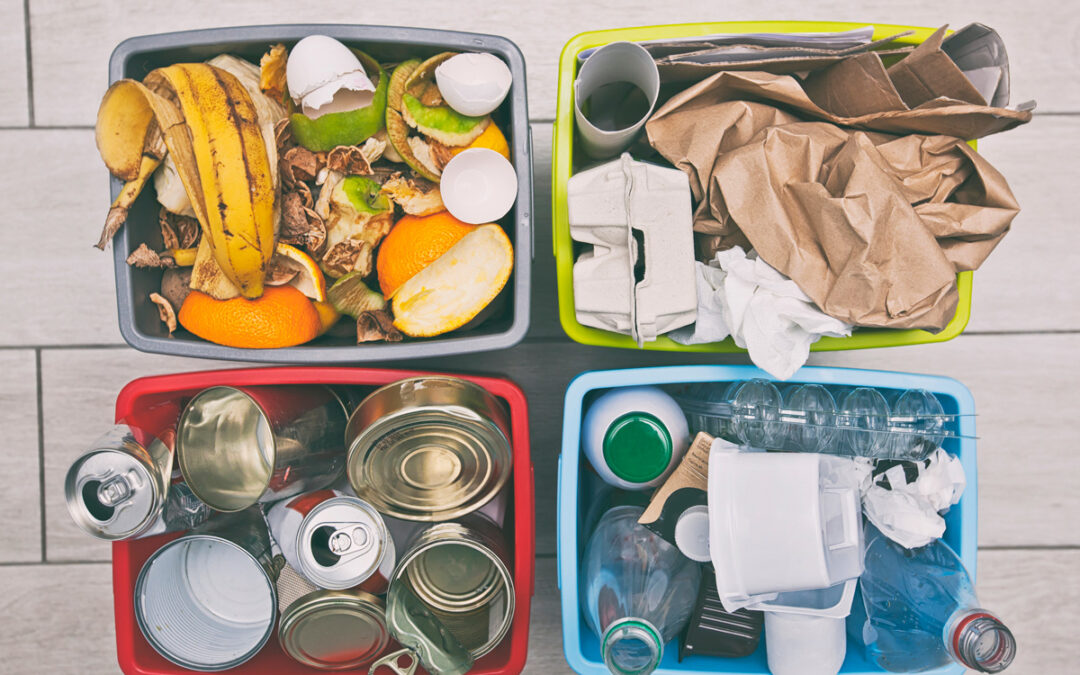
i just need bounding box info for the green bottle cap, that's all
[602,413,672,484]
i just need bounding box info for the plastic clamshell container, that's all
[552,22,973,353]
[109,25,533,362]
[111,366,534,675]
[558,365,977,675]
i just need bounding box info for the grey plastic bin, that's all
[108,25,532,362]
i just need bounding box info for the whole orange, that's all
[376,212,479,297]
[178,286,322,349]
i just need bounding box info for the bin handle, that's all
[823,487,859,551]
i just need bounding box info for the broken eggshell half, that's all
[439,148,517,224]
[435,52,512,117]
[287,35,377,118]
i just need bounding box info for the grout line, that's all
[35,348,45,563]
[0,559,109,568]
[980,544,1080,552]
[21,0,33,126]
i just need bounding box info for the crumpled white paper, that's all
[669,246,852,380]
[857,449,967,549]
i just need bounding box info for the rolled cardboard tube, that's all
[573,41,660,159]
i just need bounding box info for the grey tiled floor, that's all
[2,3,1077,674]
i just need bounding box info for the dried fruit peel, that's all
[401,93,489,147]
[386,59,440,182]
[391,224,513,337]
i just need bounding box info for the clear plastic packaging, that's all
[673,380,959,460]
[580,505,701,675]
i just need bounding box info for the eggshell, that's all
[286,35,376,118]
[435,53,512,117]
[440,148,518,224]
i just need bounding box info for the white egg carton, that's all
[567,153,697,345]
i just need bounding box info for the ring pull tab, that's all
[322,521,375,559]
[369,648,418,675]
[97,473,134,507]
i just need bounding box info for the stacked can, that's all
[62,376,518,674]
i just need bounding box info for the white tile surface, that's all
[0,0,28,126]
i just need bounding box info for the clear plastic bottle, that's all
[581,505,701,675]
[850,526,1016,673]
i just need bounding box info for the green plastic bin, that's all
[552,22,973,353]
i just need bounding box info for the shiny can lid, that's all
[279,589,389,670]
[298,497,390,590]
[65,445,159,540]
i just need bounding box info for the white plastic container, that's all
[707,452,863,609]
[582,386,690,490]
[764,612,846,675]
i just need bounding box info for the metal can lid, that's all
[65,446,159,540]
[407,541,502,612]
[297,497,390,590]
[349,408,511,521]
[279,590,389,670]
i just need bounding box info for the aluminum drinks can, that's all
[276,563,390,670]
[178,385,348,512]
[65,422,210,540]
[266,490,396,592]
[134,506,282,671]
[346,377,512,522]
[389,513,515,658]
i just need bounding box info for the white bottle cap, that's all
[674,504,711,562]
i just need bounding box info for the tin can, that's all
[178,385,348,512]
[134,506,282,671]
[388,513,515,658]
[65,423,210,540]
[346,377,512,522]
[275,563,390,670]
[267,490,396,592]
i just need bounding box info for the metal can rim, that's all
[134,533,278,672]
[177,386,276,513]
[296,496,392,590]
[389,526,515,659]
[278,589,389,670]
[64,447,163,541]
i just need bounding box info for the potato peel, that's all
[149,292,177,333]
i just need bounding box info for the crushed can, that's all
[178,385,348,512]
[266,489,396,593]
[346,377,512,522]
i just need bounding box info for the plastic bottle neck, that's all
[945,608,1017,672]
[602,618,663,675]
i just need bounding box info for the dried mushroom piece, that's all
[357,309,403,342]
[326,145,374,176]
[381,171,445,216]
[321,239,370,278]
[159,208,200,249]
[280,191,327,254]
[260,44,289,104]
[149,292,177,333]
[126,243,175,269]
[316,171,395,278]
[275,117,295,152]
[280,145,324,187]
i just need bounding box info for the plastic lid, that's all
[602,413,672,484]
[674,505,711,562]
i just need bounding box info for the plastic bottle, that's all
[581,505,701,675]
[582,386,690,490]
[850,526,1017,673]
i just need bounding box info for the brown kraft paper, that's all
[640,431,713,527]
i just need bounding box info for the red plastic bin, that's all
[110,366,535,675]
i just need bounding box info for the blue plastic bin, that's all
[557,365,978,675]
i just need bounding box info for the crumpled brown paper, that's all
[647,104,1022,330]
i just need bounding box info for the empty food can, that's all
[266,489,395,593]
[389,513,515,658]
[134,506,281,671]
[178,385,348,512]
[276,563,390,670]
[346,377,512,522]
[65,421,210,540]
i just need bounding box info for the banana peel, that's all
[94,64,276,299]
